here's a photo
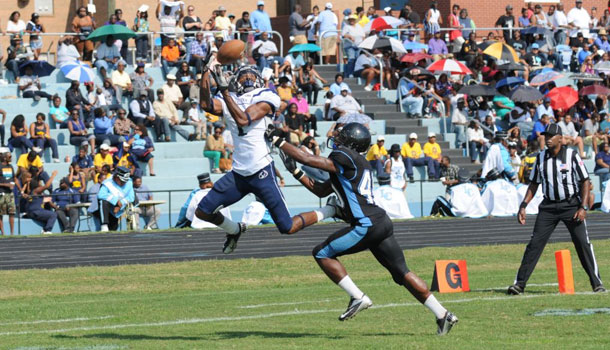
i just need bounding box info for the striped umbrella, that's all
[579,84,610,96]
[358,36,406,53]
[530,71,564,86]
[426,59,472,75]
[364,16,403,33]
[400,52,432,63]
[546,86,578,110]
[483,42,519,62]
[59,61,96,83]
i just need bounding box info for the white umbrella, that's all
[358,36,406,54]
[59,61,96,83]
[363,16,403,33]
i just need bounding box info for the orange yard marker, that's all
[431,260,470,293]
[555,250,575,294]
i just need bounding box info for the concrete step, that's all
[352,90,379,99]
[386,125,429,137]
[374,112,415,122]
[366,105,399,113]
[358,98,387,106]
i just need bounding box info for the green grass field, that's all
[1,239,609,350]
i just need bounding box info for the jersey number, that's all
[358,170,374,204]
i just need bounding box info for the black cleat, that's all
[507,284,524,295]
[338,294,372,321]
[594,285,607,293]
[437,311,458,335]
[222,222,247,254]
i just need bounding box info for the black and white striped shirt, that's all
[530,147,589,201]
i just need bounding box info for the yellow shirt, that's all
[111,70,131,89]
[215,16,232,30]
[423,142,442,159]
[17,154,42,169]
[277,86,293,101]
[365,144,387,161]
[94,153,113,168]
[358,16,370,28]
[400,142,422,159]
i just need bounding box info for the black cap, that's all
[378,174,391,185]
[197,173,211,184]
[542,123,562,137]
[390,143,401,153]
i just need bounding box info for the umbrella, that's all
[400,52,432,63]
[546,86,579,110]
[483,42,519,62]
[569,73,604,82]
[403,41,428,51]
[59,61,96,83]
[18,60,55,77]
[497,62,526,71]
[403,67,434,78]
[508,85,544,102]
[359,36,406,53]
[336,113,373,125]
[458,84,497,96]
[86,24,136,42]
[594,61,610,72]
[496,77,525,89]
[426,59,472,75]
[364,16,402,33]
[522,26,552,35]
[579,84,610,96]
[530,71,564,86]
[288,43,321,53]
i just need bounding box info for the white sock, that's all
[315,205,336,222]
[424,294,447,319]
[218,216,240,235]
[338,275,365,299]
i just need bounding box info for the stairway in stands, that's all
[313,65,480,175]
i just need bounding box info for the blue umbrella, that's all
[288,43,321,53]
[496,77,525,89]
[403,41,428,51]
[19,60,55,77]
[522,26,551,35]
[59,61,96,83]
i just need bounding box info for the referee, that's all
[508,124,605,295]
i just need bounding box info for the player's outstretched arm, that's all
[280,150,333,198]
[199,70,223,115]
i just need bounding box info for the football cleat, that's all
[338,294,372,321]
[436,311,458,336]
[594,285,607,293]
[507,284,524,295]
[222,222,247,254]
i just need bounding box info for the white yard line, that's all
[238,298,343,309]
[0,292,596,337]
[0,316,114,326]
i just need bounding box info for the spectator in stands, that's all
[114,108,136,138]
[99,79,123,113]
[535,97,554,122]
[95,167,135,232]
[183,5,203,60]
[8,114,34,154]
[22,169,58,234]
[66,81,93,125]
[156,1,183,47]
[19,64,52,101]
[330,87,362,119]
[582,113,605,154]
[188,32,208,73]
[129,90,163,141]
[94,36,121,79]
[133,176,161,230]
[557,114,586,158]
[519,140,539,184]
[114,142,140,177]
[251,1,272,37]
[51,178,79,233]
[467,120,488,164]
[481,132,516,180]
[316,2,339,64]
[567,0,590,46]
[253,31,282,71]
[26,12,45,59]
[154,88,192,142]
[94,143,114,174]
[71,147,94,181]
[277,77,293,109]
[162,74,190,118]
[29,113,59,163]
[176,62,195,99]
[49,96,70,129]
[87,82,120,115]
[425,1,442,40]
[355,51,380,92]
[72,6,95,61]
[129,125,156,176]
[93,108,123,148]
[451,96,468,148]
[342,15,365,77]
[6,35,32,83]
[423,133,442,179]
[236,12,252,43]
[0,151,15,235]
[67,110,96,154]
[440,156,460,195]
[594,142,610,185]
[529,113,551,149]
[215,6,232,35]
[495,5,515,41]
[111,60,133,103]
[16,150,50,188]
[134,6,150,61]
[187,99,205,140]
[161,38,184,79]
[401,133,438,182]
[130,62,154,102]
[284,103,307,145]
[402,87,424,118]
[288,89,316,134]
[428,30,449,60]
[329,73,350,97]
[366,136,388,176]
[7,11,26,39]
[290,4,311,45]
[204,126,227,174]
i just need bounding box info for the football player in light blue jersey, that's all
[195,64,337,254]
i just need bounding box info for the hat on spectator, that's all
[228,14,235,18]
[428,132,436,138]
[534,4,542,9]
[218,6,226,11]
[343,9,352,16]
[191,99,199,104]
[138,4,149,12]
[531,43,540,49]
[32,13,40,18]
[257,0,265,6]
[384,6,392,12]
[390,143,401,153]
[198,173,211,184]
[575,0,583,3]
[0,147,10,154]
[296,88,304,93]
[577,32,584,37]
[348,14,358,20]
[100,144,111,151]
[505,5,513,10]
[544,97,551,103]
[377,136,385,142]
[139,90,148,97]
[600,29,608,35]
[166,74,176,80]
[137,61,145,67]
[157,88,164,95]
[409,132,417,139]
[325,2,333,9]
[117,59,127,66]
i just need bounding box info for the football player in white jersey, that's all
[195,65,336,253]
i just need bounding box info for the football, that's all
[217,40,246,64]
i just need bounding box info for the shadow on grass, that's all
[54,333,205,341]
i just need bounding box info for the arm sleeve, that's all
[530,153,542,184]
